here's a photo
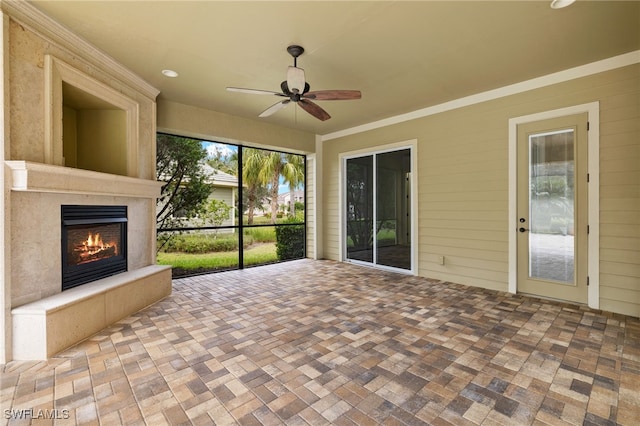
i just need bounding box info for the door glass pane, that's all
[346,156,373,263]
[529,130,575,284]
[376,149,411,270]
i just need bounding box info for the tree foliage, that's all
[275,218,305,260]
[156,134,211,230]
[195,198,233,237]
[259,151,285,224]
[242,148,267,225]
[207,145,238,176]
[282,154,305,217]
[244,150,305,224]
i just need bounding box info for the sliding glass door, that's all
[345,148,412,271]
[346,155,374,263]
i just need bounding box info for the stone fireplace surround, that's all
[1,0,176,362]
[7,162,172,360]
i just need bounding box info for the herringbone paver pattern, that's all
[2,260,639,425]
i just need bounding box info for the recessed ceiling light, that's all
[550,0,576,9]
[162,69,179,78]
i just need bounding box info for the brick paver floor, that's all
[2,259,639,425]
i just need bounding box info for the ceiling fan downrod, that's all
[287,45,304,67]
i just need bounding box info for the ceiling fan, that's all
[226,45,361,122]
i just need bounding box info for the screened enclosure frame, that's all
[157,132,306,275]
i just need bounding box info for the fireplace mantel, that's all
[5,161,163,198]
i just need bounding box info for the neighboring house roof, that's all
[159,162,239,188]
[201,163,238,188]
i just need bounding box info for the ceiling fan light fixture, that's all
[287,66,306,94]
[550,0,576,9]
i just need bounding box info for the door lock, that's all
[519,227,528,233]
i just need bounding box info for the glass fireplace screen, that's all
[61,205,127,290]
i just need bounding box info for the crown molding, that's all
[1,0,160,100]
[322,50,640,141]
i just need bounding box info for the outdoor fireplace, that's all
[61,205,127,290]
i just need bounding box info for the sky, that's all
[204,141,237,159]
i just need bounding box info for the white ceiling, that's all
[29,1,640,136]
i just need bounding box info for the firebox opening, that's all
[62,205,127,290]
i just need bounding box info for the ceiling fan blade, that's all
[227,87,286,96]
[287,66,306,94]
[304,90,362,101]
[298,99,331,121]
[259,100,291,118]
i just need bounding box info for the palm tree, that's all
[259,152,285,224]
[242,148,266,225]
[282,154,304,217]
[242,150,305,224]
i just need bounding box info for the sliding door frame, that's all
[339,139,418,275]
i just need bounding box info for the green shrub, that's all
[209,237,239,252]
[160,232,240,253]
[275,219,305,260]
[244,226,276,243]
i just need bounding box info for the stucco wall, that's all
[1,4,161,362]
[157,99,315,154]
[7,19,157,179]
[6,14,159,300]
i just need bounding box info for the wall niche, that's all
[45,55,140,177]
[62,83,127,175]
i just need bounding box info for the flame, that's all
[81,232,117,256]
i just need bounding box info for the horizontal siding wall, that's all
[306,155,316,259]
[210,187,234,228]
[322,154,341,261]
[598,66,639,317]
[322,64,639,317]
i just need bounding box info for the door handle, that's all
[518,218,528,232]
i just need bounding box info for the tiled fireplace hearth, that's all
[7,162,172,360]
